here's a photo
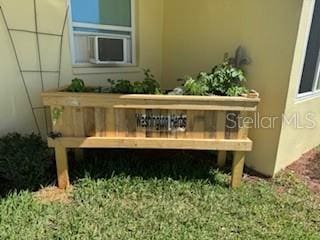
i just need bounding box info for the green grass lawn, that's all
[0,149,320,239]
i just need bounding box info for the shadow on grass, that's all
[69,149,230,187]
[0,149,230,198]
[0,156,57,198]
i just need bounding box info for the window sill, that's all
[72,65,141,75]
[296,90,320,103]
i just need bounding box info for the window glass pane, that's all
[71,0,131,27]
[299,0,320,94]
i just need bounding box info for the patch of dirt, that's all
[242,166,271,183]
[33,186,73,204]
[287,148,320,193]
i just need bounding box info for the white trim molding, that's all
[73,22,132,33]
[72,66,141,75]
[296,0,319,100]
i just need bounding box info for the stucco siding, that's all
[162,0,303,176]
[276,0,320,173]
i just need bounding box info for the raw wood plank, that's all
[61,107,74,137]
[83,108,95,137]
[193,111,205,139]
[126,109,137,137]
[48,137,253,151]
[238,111,250,139]
[186,111,195,139]
[54,145,70,189]
[115,109,127,137]
[114,104,257,112]
[226,111,239,140]
[42,91,260,103]
[95,108,106,137]
[72,107,85,161]
[216,111,226,139]
[72,107,85,137]
[231,151,245,188]
[42,92,260,112]
[186,110,205,139]
[204,111,216,139]
[105,108,116,137]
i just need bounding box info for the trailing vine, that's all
[51,107,64,125]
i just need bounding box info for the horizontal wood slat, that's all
[48,137,253,151]
[42,92,260,112]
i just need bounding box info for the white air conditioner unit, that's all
[88,36,128,64]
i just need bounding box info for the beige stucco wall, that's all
[0,0,164,137]
[276,0,320,173]
[162,0,303,176]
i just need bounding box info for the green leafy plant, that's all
[67,78,86,92]
[141,69,161,94]
[108,79,134,94]
[51,107,64,125]
[183,74,209,96]
[0,133,53,193]
[132,81,145,94]
[208,55,248,96]
[107,69,161,94]
[179,54,248,97]
[226,86,248,97]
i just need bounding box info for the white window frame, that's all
[67,0,137,68]
[296,0,320,100]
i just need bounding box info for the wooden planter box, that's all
[42,90,260,189]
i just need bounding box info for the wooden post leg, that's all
[55,145,70,189]
[231,151,245,188]
[217,151,227,167]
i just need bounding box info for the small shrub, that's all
[183,73,210,96]
[66,78,86,92]
[136,69,161,94]
[108,69,161,94]
[0,133,53,192]
[107,79,134,94]
[209,57,248,96]
[175,48,250,97]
